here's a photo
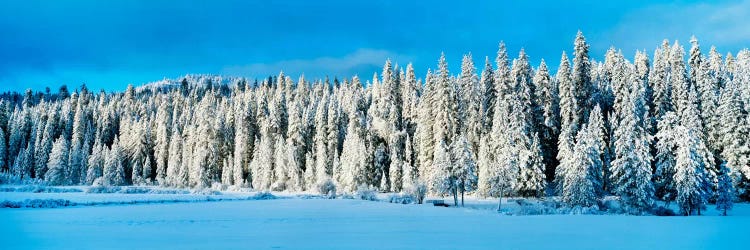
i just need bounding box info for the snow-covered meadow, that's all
[1,186,747,250]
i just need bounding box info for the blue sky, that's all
[1,0,748,92]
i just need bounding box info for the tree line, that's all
[0,32,747,215]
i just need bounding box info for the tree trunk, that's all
[497,188,504,212]
[453,188,458,206]
[461,188,465,207]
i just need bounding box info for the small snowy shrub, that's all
[252,191,277,200]
[388,193,414,204]
[192,189,222,195]
[599,196,624,214]
[653,206,676,216]
[405,182,427,204]
[85,185,122,193]
[317,179,337,199]
[1,199,74,208]
[211,182,228,191]
[515,198,558,215]
[356,185,377,201]
[565,205,601,215]
[119,187,152,194]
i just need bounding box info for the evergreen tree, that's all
[479,57,495,133]
[0,128,5,171]
[86,141,106,185]
[571,31,593,130]
[45,137,69,185]
[562,124,601,207]
[715,163,734,216]
[534,59,560,181]
[103,137,126,186]
[610,76,654,213]
[153,96,172,185]
[555,51,575,190]
[674,126,710,216]
[431,140,457,205]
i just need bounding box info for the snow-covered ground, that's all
[1,187,748,249]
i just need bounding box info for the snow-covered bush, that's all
[1,199,75,208]
[405,182,427,204]
[85,185,122,193]
[0,171,47,186]
[356,185,377,201]
[119,187,153,194]
[599,196,624,214]
[0,185,82,193]
[251,191,277,200]
[192,189,222,195]
[388,193,414,204]
[652,206,676,216]
[561,205,601,215]
[317,179,337,199]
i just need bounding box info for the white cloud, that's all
[221,49,412,79]
[601,0,750,53]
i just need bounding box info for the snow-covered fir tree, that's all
[45,137,69,185]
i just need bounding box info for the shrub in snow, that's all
[118,187,150,194]
[192,189,222,195]
[251,192,277,200]
[85,185,122,193]
[1,199,74,208]
[560,205,601,215]
[405,182,427,204]
[0,185,82,193]
[599,196,624,214]
[388,193,414,204]
[317,179,337,199]
[356,185,377,201]
[652,206,677,216]
[515,199,558,215]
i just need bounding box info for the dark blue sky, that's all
[1,0,748,92]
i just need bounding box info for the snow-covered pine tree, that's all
[715,163,734,216]
[431,139,457,205]
[670,42,691,116]
[516,133,546,198]
[458,53,482,159]
[480,56,496,133]
[339,106,370,193]
[654,112,679,203]
[103,137,126,186]
[0,128,5,171]
[416,70,435,182]
[533,59,560,181]
[153,95,172,185]
[717,79,750,198]
[432,53,459,147]
[610,74,655,214]
[650,46,672,129]
[166,123,184,187]
[674,126,710,216]
[555,51,575,193]
[586,105,607,195]
[562,123,601,208]
[451,135,477,206]
[571,31,593,130]
[86,140,105,185]
[68,95,88,184]
[45,137,69,185]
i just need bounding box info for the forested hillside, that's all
[1,32,747,215]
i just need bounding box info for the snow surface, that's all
[1,189,748,249]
